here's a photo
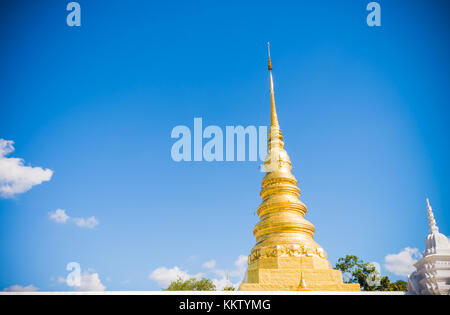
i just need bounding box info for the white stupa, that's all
[407,198,450,295]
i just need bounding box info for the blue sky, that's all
[0,0,449,291]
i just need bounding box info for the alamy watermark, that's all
[64,2,380,28]
[66,2,81,27]
[66,262,81,287]
[365,262,382,288]
[366,2,381,27]
[171,118,268,164]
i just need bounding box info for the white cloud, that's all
[75,272,106,291]
[211,255,248,290]
[0,139,53,198]
[202,259,216,269]
[384,247,421,277]
[214,255,248,278]
[212,277,233,291]
[49,209,70,223]
[232,255,248,277]
[186,255,198,262]
[49,209,99,229]
[73,216,99,229]
[149,255,248,290]
[149,266,205,288]
[57,276,67,284]
[3,284,39,292]
[59,271,106,291]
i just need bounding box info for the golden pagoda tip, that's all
[267,42,272,71]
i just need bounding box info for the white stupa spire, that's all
[426,198,439,233]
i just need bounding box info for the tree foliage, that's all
[224,286,236,291]
[164,277,216,291]
[380,278,407,291]
[335,255,407,291]
[335,255,364,284]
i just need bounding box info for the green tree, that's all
[165,277,216,291]
[334,255,364,284]
[380,277,407,291]
[335,255,406,291]
[224,286,235,291]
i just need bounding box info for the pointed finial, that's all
[267,42,279,127]
[426,198,439,233]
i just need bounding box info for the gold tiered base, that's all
[239,256,360,291]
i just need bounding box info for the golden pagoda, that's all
[239,44,360,291]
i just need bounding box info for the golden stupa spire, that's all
[239,45,360,291]
[266,42,284,153]
[267,42,278,127]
